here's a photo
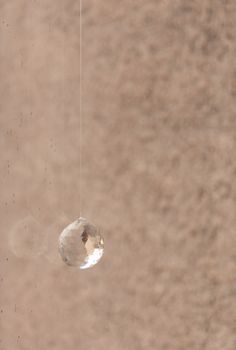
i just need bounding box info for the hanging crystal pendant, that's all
[58,217,104,269]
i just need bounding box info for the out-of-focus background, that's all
[1,1,236,349]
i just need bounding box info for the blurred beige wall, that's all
[1,1,236,349]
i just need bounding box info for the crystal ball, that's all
[58,217,104,269]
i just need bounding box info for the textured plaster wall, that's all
[0,1,236,349]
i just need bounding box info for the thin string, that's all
[79,0,83,217]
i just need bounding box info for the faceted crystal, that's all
[58,217,104,269]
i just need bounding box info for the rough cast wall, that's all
[1,1,236,349]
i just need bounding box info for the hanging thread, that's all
[79,0,83,216]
